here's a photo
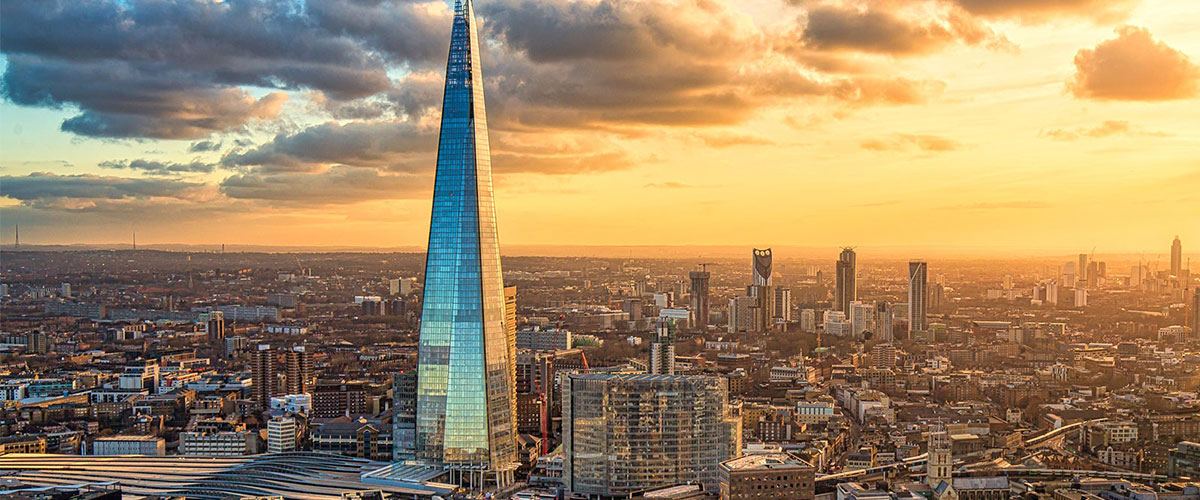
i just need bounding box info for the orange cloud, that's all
[1068,26,1200,101]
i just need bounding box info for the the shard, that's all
[414,0,517,488]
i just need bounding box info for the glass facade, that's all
[415,0,517,473]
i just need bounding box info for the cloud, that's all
[1040,120,1169,141]
[645,182,690,189]
[188,141,223,153]
[99,159,217,176]
[221,121,437,173]
[798,4,1004,55]
[0,172,211,209]
[1068,26,1200,101]
[861,134,962,152]
[952,201,1051,210]
[945,0,1137,23]
[219,166,425,204]
[695,132,774,148]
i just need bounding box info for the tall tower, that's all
[1190,288,1199,339]
[207,311,226,357]
[1172,236,1183,277]
[414,0,517,487]
[649,318,677,375]
[284,346,313,395]
[689,267,711,331]
[251,344,276,409]
[927,429,952,487]
[752,248,773,286]
[1077,253,1088,287]
[836,248,856,315]
[908,261,928,335]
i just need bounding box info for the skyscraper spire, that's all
[413,0,517,488]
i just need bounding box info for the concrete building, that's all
[92,435,165,456]
[728,296,756,334]
[284,346,313,395]
[649,319,677,375]
[516,328,572,351]
[251,344,276,409]
[563,373,741,497]
[718,453,814,500]
[908,261,928,335]
[690,268,711,331]
[836,248,857,316]
[267,415,298,454]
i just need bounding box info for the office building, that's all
[179,420,259,456]
[800,309,816,333]
[1169,441,1200,479]
[849,301,873,339]
[1078,253,1089,287]
[774,287,792,323]
[284,346,313,395]
[389,277,414,296]
[836,248,857,316]
[312,380,368,418]
[119,362,159,394]
[1172,236,1183,277]
[690,268,711,331]
[91,435,165,456]
[207,311,225,355]
[267,415,297,453]
[516,328,572,351]
[393,372,418,461]
[728,295,756,334]
[908,261,928,335]
[874,302,894,341]
[1191,289,1200,339]
[251,345,276,409]
[650,319,677,375]
[563,373,741,497]
[413,0,518,487]
[719,453,814,500]
[752,248,772,286]
[312,417,393,461]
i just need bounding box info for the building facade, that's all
[413,0,517,488]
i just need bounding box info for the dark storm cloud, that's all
[0,172,207,202]
[219,166,426,203]
[99,159,217,176]
[0,0,446,139]
[221,121,438,173]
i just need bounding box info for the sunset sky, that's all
[1,0,1197,254]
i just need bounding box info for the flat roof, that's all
[722,453,812,471]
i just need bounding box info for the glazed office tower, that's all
[415,0,517,488]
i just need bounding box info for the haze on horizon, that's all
[1,0,1197,252]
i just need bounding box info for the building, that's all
[719,453,814,500]
[311,416,392,461]
[908,261,928,335]
[413,0,518,487]
[311,380,368,418]
[1172,236,1183,276]
[267,415,297,454]
[1191,289,1200,339]
[690,268,711,331]
[251,344,276,409]
[389,277,414,296]
[800,309,816,333]
[179,422,259,456]
[936,477,1010,500]
[836,248,857,316]
[849,301,874,339]
[516,328,572,351]
[118,361,159,394]
[270,393,312,415]
[752,248,772,286]
[774,287,792,323]
[928,430,952,487]
[393,372,418,461]
[728,296,756,334]
[1078,253,1089,287]
[0,435,47,454]
[563,373,741,497]
[874,302,894,341]
[1168,441,1200,478]
[650,319,677,375]
[284,346,313,395]
[92,435,165,456]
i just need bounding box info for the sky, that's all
[0,0,1197,255]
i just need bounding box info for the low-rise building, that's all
[719,453,814,500]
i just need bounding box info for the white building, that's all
[269,394,312,415]
[267,416,297,454]
[800,309,816,333]
[849,301,874,339]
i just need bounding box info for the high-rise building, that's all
[649,319,676,375]
[728,296,756,334]
[752,248,772,286]
[393,372,418,461]
[835,248,857,316]
[800,309,816,333]
[774,287,792,323]
[284,346,313,395]
[874,302,893,342]
[929,283,944,313]
[689,268,711,331]
[563,373,741,497]
[1190,289,1199,338]
[908,261,928,335]
[1078,253,1089,287]
[414,0,517,486]
[748,284,775,332]
[251,344,276,409]
[849,301,873,339]
[207,311,225,356]
[1172,236,1183,277]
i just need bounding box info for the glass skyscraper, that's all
[414,0,517,488]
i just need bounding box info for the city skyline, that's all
[1,0,1198,250]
